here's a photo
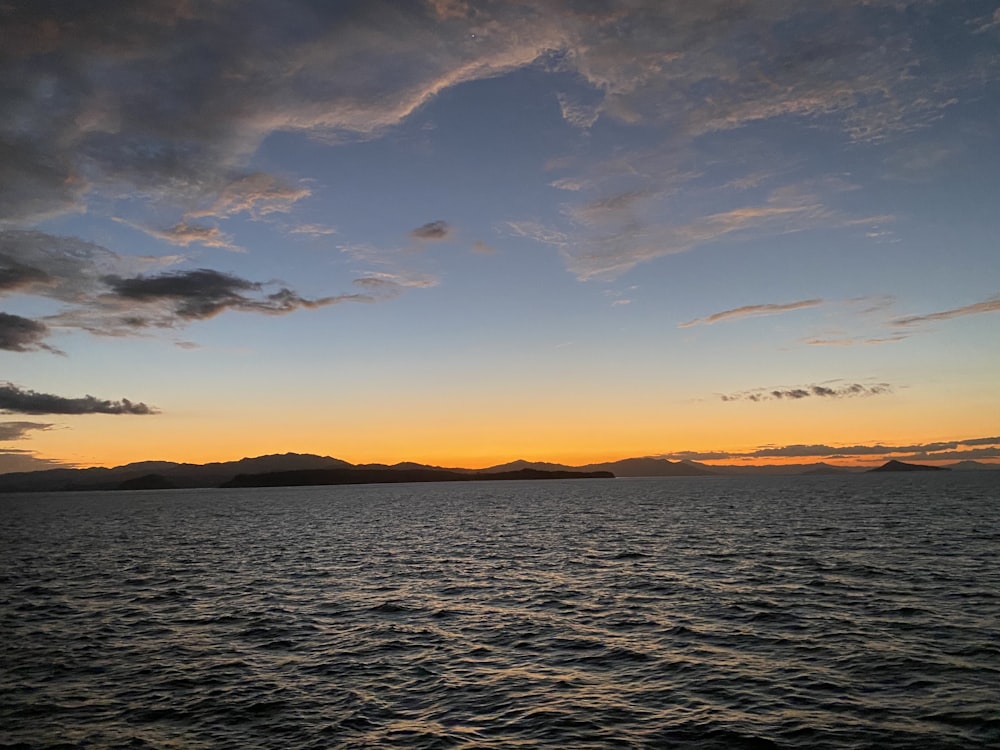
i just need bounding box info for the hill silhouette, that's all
[868,460,949,473]
[0,451,991,493]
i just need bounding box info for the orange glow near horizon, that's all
[31,411,1000,472]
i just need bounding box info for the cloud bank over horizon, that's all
[660,436,1000,464]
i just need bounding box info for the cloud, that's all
[556,92,601,129]
[0,230,144,303]
[102,269,372,323]
[801,337,855,347]
[679,299,823,328]
[504,220,570,247]
[1,231,378,338]
[187,173,311,220]
[0,421,54,441]
[660,436,1000,463]
[0,383,157,415]
[4,0,984,232]
[0,1,563,226]
[0,259,51,292]
[720,382,893,402]
[554,175,890,280]
[290,223,337,237]
[410,220,452,241]
[891,297,1000,328]
[0,450,72,473]
[117,219,240,251]
[472,240,495,254]
[0,0,989,300]
[0,313,59,353]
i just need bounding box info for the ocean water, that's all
[2,473,999,749]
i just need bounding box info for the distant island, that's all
[868,460,949,473]
[0,451,991,493]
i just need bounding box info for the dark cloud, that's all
[0,383,157,415]
[0,313,58,353]
[106,269,259,318]
[103,269,373,322]
[0,259,51,292]
[0,421,54,441]
[410,221,451,241]
[720,382,893,402]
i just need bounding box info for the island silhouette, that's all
[0,452,991,493]
[867,459,949,473]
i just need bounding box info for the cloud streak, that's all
[720,382,893,402]
[0,383,157,415]
[891,297,1000,328]
[680,299,824,328]
[661,436,1000,463]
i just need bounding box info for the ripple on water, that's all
[1,473,999,749]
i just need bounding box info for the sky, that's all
[1,0,999,472]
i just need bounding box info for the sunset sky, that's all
[1,0,999,472]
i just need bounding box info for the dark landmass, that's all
[868,460,949,473]
[481,457,714,477]
[221,467,614,488]
[0,451,992,493]
[801,463,857,476]
[115,473,178,491]
[947,460,1000,472]
[0,453,353,493]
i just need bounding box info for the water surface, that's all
[2,473,999,748]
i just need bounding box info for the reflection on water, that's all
[2,473,999,748]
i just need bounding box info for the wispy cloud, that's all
[187,174,311,221]
[891,297,1000,328]
[556,92,601,130]
[0,383,157,415]
[117,219,241,251]
[679,299,823,328]
[0,421,54,441]
[503,221,569,247]
[290,223,337,237]
[720,382,893,403]
[555,176,890,280]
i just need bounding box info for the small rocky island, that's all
[868,460,949,473]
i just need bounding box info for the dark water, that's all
[2,473,999,749]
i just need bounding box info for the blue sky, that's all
[1,0,999,470]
